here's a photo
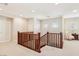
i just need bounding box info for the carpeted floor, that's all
[0,40,79,56]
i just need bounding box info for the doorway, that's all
[0,17,12,42]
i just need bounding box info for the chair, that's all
[65,33,74,40]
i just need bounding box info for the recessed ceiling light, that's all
[72,9,77,13]
[32,10,35,13]
[54,3,59,5]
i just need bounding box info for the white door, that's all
[0,19,12,42]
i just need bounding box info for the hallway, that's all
[0,40,79,56]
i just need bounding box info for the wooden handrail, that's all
[40,33,47,38]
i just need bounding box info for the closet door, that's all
[0,19,6,42]
[0,19,12,42]
[5,19,12,42]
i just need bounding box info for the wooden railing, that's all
[47,32,63,48]
[18,32,33,44]
[40,33,47,48]
[18,32,41,53]
[40,32,63,49]
[78,34,79,40]
[18,32,63,53]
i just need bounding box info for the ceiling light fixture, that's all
[72,9,77,13]
[32,10,35,13]
[54,3,59,5]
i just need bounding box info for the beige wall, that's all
[12,17,35,43]
[33,18,40,34]
[0,16,63,42]
[64,17,79,34]
[40,17,63,36]
[12,18,28,43]
[27,18,34,32]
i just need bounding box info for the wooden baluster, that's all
[57,33,59,48]
[47,32,49,45]
[56,33,57,47]
[54,33,55,47]
[56,33,58,47]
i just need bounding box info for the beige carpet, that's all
[0,40,79,56]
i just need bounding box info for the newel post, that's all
[47,32,49,45]
[60,32,63,49]
[35,33,41,53]
[18,31,20,44]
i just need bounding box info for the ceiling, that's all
[0,3,79,18]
